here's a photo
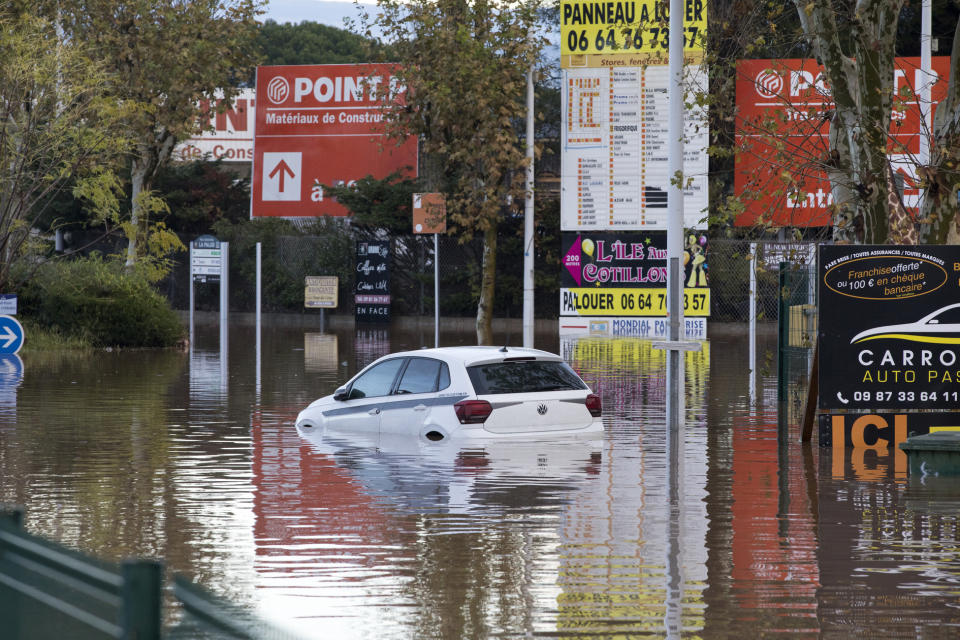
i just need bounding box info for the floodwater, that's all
[2,321,960,638]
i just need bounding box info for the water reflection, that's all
[3,324,960,637]
[0,354,23,423]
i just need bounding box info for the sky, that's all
[262,0,375,30]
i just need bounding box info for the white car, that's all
[295,346,603,441]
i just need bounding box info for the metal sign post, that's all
[189,235,229,389]
[413,193,447,347]
[219,242,229,393]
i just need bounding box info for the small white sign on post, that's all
[0,295,16,316]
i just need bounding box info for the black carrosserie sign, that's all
[819,245,960,410]
[355,241,391,323]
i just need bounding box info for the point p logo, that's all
[266,76,290,105]
[754,70,783,99]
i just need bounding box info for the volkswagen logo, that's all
[266,76,290,105]
[537,403,548,415]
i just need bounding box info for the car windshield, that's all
[467,360,587,395]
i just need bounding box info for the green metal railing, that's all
[778,260,818,434]
[1,506,302,640]
[0,506,161,639]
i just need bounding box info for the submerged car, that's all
[295,346,603,441]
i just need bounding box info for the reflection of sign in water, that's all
[305,276,338,309]
[355,242,391,323]
[0,315,24,354]
[304,333,339,373]
[0,353,23,419]
[819,245,960,410]
[817,413,960,479]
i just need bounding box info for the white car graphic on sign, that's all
[850,303,960,344]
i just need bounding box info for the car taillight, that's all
[585,394,602,417]
[454,399,492,424]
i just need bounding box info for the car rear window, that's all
[467,360,587,395]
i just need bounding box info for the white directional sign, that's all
[0,315,24,354]
[262,152,301,201]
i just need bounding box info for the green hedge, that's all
[17,257,184,348]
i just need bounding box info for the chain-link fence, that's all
[162,228,819,327]
[775,252,818,431]
[164,230,559,320]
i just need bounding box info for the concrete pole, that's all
[665,0,685,433]
[920,0,932,191]
[523,63,536,348]
[256,242,262,402]
[749,243,757,404]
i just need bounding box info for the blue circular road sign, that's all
[0,315,24,355]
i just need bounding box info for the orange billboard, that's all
[734,57,949,227]
[251,64,418,218]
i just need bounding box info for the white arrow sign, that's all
[0,326,16,349]
[0,315,23,354]
[262,152,302,201]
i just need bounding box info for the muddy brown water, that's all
[1,322,958,638]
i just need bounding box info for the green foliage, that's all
[322,172,419,235]
[367,0,543,235]
[0,10,127,290]
[17,319,93,352]
[60,0,262,265]
[257,19,377,66]
[73,171,186,282]
[154,161,251,237]
[211,217,355,312]
[16,257,185,348]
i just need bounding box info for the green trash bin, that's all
[899,431,960,476]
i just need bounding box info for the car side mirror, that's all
[333,387,348,401]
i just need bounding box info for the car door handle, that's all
[414,404,427,412]
[368,408,380,415]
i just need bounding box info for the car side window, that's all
[929,307,960,325]
[348,359,405,399]
[396,358,444,394]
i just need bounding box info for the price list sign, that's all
[561,65,708,231]
[819,245,960,410]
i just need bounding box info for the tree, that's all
[62,0,261,266]
[0,8,125,290]
[920,16,960,244]
[257,19,377,66]
[790,0,907,244]
[362,0,544,344]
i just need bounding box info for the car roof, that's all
[381,346,563,367]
